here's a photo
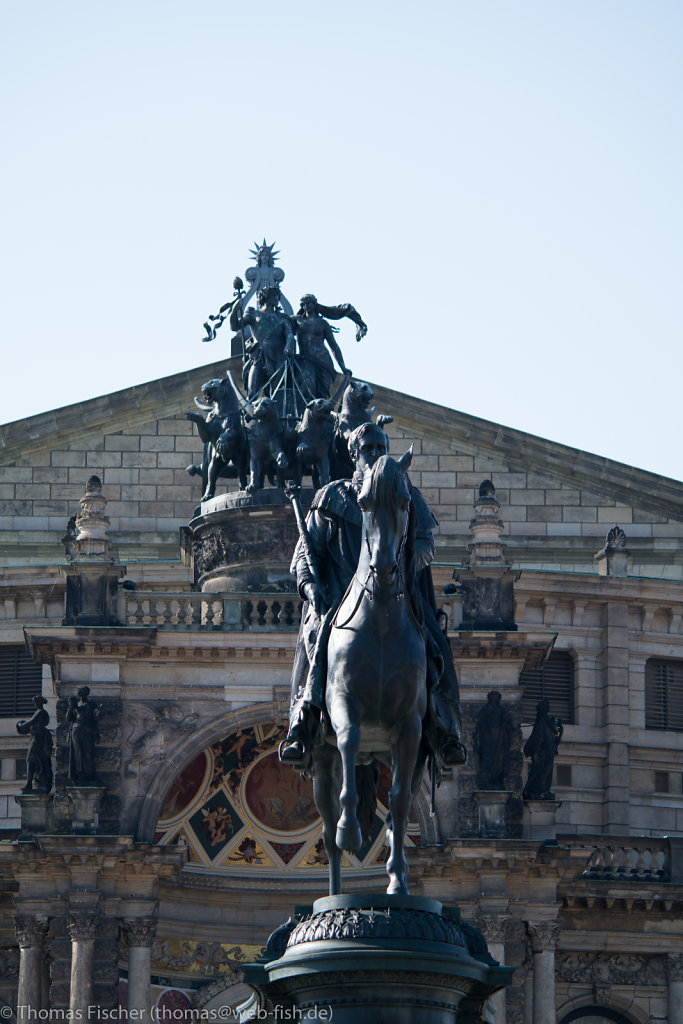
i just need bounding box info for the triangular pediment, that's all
[0,358,680,576]
[0,357,681,521]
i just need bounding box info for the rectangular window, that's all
[0,646,43,717]
[520,651,574,724]
[556,764,572,787]
[654,770,670,794]
[645,660,683,732]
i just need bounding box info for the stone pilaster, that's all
[665,954,683,1024]
[475,915,510,1024]
[526,922,559,1024]
[600,601,631,831]
[123,917,157,1022]
[67,912,98,1015]
[16,916,48,1018]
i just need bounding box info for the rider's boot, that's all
[439,736,468,766]
[279,703,320,767]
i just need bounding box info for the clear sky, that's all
[2,1,681,481]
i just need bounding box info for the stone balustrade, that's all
[581,837,669,881]
[122,591,302,632]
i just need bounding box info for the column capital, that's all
[474,914,510,944]
[526,921,560,953]
[665,953,683,982]
[68,912,99,942]
[123,917,157,948]
[15,915,48,948]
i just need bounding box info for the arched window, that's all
[645,658,683,731]
[520,650,574,724]
[559,1008,637,1024]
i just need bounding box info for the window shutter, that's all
[0,645,43,717]
[520,651,574,724]
[645,659,683,732]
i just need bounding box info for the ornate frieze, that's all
[557,951,669,986]
[286,906,472,951]
[150,937,258,976]
[123,701,199,778]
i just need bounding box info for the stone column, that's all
[124,918,157,1022]
[526,923,559,1024]
[523,964,533,1024]
[68,912,98,1015]
[476,916,509,1024]
[16,916,48,1018]
[665,954,683,1023]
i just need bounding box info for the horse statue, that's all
[308,450,427,895]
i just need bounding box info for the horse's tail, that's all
[355,760,380,842]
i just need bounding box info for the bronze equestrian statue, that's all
[279,422,465,894]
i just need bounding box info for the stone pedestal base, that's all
[245,894,513,1024]
[522,800,562,842]
[14,793,52,840]
[473,791,512,839]
[66,787,105,835]
[189,489,312,592]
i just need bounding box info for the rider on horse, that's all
[280,421,466,772]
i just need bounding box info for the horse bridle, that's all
[334,506,416,631]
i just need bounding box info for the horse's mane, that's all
[362,456,423,624]
[363,455,411,522]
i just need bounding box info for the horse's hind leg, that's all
[335,722,362,852]
[312,746,342,895]
[387,715,422,895]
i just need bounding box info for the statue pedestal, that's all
[14,793,52,840]
[66,786,105,835]
[245,894,513,1024]
[523,799,562,842]
[188,488,314,592]
[473,791,512,839]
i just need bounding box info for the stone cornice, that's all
[0,359,227,464]
[449,630,556,671]
[24,626,296,667]
[515,570,683,604]
[372,381,683,519]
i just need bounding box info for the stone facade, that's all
[0,361,681,1022]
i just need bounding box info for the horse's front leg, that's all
[312,746,343,895]
[334,721,362,852]
[387,715,422,894]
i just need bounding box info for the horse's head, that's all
[357,450,413,589]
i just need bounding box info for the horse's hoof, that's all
[386,880,409,895]
[336,823,362,852]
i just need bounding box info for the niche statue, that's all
[473,690,513,790]
[67,687,100,786]
[522,699,563,800]
[16,695,53,794]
